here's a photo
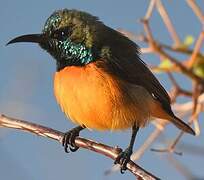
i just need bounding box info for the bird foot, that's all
[62,127,82,153]
[114,147,133,174]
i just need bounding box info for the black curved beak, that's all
[7,34,46,45]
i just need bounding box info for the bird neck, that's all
[52,38,95,71]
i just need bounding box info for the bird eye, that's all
[52,27,70,40]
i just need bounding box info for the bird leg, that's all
[62,125,85,153]
[114,124,139,174]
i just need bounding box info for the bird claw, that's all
[62,128,80,153]
[114,147,132,174]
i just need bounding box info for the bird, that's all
[7,9,195,173]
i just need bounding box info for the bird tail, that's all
[171,116,195,135]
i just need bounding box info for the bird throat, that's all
[51,38,94,71]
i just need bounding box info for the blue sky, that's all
[0,1,204,180]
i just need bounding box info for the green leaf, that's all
[154,59,173,73]
[193,57,204,78]
[184,35,194,46]
[159,59,172,68]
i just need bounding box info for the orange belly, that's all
[54,63,152,130]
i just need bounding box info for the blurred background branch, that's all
[109,0,204,178]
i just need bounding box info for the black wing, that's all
[97,26,173,115]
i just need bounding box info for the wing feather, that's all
[96,27,173,115]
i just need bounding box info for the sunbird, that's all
[7,9,195,173]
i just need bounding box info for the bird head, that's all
[7,9,105,70]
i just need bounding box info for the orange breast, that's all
[54,62,146,130]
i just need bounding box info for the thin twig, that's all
[166,155,198,179]
[168,73,192,101]
[106,123,165,175]
[156,0,181,46]
[118,29,204,60]
[141,19,204,83]
[0,114,160,180]
[144,0,157,20]
[156,48,203,83]
[186,0,204,25]
[141,19,157,49]
[150,86,201,155]
[173,93,204,110]
[187,31,204,68]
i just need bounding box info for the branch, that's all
[144,0,156,20]
[166,154,199,179]
[106,123,165,175]
[187,31,204,68]
[0,114,160,180]
[186,0,204,25]
[141,19,204,83]
[118,29,204,59]
[156,0,181,46]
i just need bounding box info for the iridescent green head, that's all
[41,9,100,69]
[7,9,105,70]
[7,9,140,71]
